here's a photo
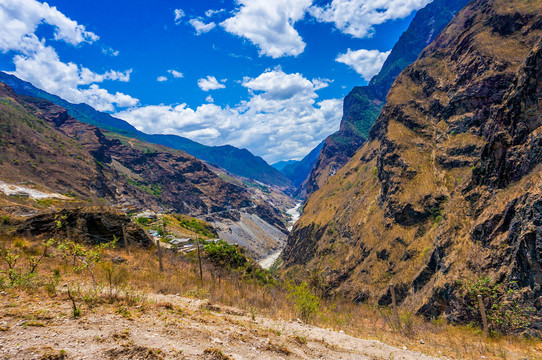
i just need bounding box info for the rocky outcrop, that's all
[283,0,542,328]
[16,208,152,247]
[303,0,469,197]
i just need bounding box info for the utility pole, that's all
[390,283,401,331]
[196,235,203,285]
[156,240,163,272]
[122,224,129,254]
[478,294,489,336]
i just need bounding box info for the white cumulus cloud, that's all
[102,47,119,57]
[242,69,316,101]
[11,43,137,111]
[0,0,98,51]
[116,69,343,163]
[336,48,391,80]
[167,69,183,78]
[312,78,332,90]
[221,0,312,58]
[189,19,216,35]
[205,9,225,18]
[0,0,138,112]
[174,9,185,24]
[310,0,432,38]
[198,76,226,91]
[77,84,139,111]
[157,76,168,82]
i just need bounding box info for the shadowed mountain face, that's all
[283,0,542,325]
[278,141,324,195]
[303,0,470,197]
[0,72,293,192]
[272,160,297,172]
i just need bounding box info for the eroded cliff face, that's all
[283,0,542,324]
[303,0,470,197]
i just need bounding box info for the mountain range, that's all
[279,141,324,194]
[1,0,541,333]
[0,0,468,200]
[0,82,288,258]
[0,71,293,192]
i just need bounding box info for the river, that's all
[258,202,302,269]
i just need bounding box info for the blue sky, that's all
[0,0,432,163]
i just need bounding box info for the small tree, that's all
[56,237,117,292]
[0,247,19,286]
[0,239,53,287]
[287,281,320,322]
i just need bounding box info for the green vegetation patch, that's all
[287,281,320,321]
[173,215,216,238]
[459,277,535,334]
[204,240,274,285]
[126,179,162,197]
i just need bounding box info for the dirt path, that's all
[0,292,437,360]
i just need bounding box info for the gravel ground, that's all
[0,292,437,360]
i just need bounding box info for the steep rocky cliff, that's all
[284,0,542,326]
[304,0,469,196]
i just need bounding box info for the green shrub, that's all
[0,239,52,289]
[35,199,53,207]
[56,237,117,292]
[135,217,152,226]
[204,241,274,285]
[175,216,216,238]
[372,166,378,178]
[126,179,162,197]
[287,281,320,322]
[462,277,534,334]
[204,241,248,269]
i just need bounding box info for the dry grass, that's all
[0,234,540,360]
[203,348,232,360]
[495,0,542,14]
[279,2,542,358]
[475,30,531,65]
